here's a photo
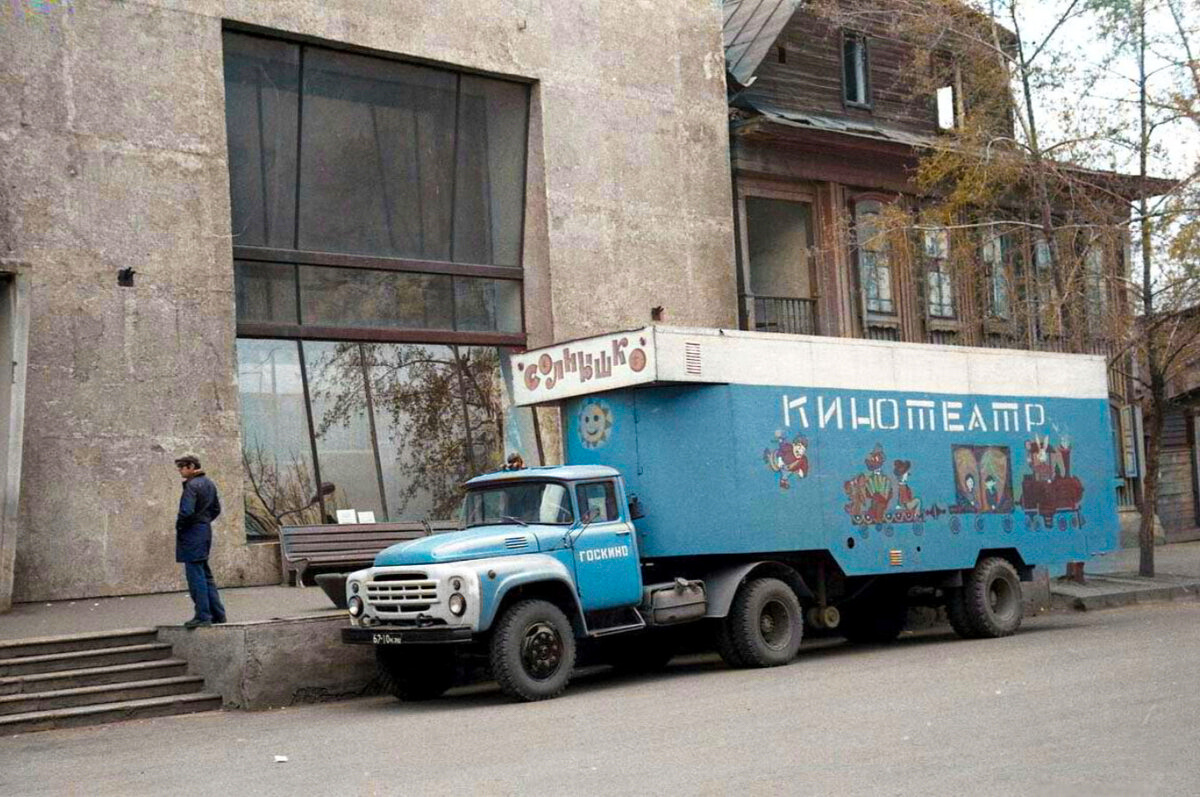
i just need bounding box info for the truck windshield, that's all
[462,481,575,527]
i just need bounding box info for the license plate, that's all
[372,632,404,645]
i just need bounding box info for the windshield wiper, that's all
[501,515,529,527]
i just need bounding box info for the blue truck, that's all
[341,327,1118,701]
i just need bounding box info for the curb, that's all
[1050,582,1200,612]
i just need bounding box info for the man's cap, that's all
[174,453,201,468]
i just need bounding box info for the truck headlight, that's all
[348,595,364,617]
[449,593,466,616]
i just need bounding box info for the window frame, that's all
[851,196,897,319]
[574,480,621,524]
[223,27,531,349]
[841,30,872,109]
[922,227,955,319]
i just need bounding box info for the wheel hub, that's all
[759,599,791,650]
[521,621,563,680]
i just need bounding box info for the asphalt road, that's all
[3,602,1199,796]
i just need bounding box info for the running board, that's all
[584,607,647,638]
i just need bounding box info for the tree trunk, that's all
[1139,394,1164,577]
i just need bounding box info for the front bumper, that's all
[342,627,474,646]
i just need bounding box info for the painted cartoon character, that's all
[764,431,809,489]
[843,474,869,516]
[984,474,1001,511]
[578,401,613,449]
[893,460,921,512]
[863,444,892,522]
[957,473,980,511]
[1027,436,1055,482]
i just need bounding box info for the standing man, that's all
[174,453,227,628]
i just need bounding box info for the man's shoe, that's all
[183,618,212,629]
[212,617,227,625]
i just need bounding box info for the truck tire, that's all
[489,599,577,702]
[952,557,1023,639]
[839,597,907,644]
[718,577,803,668]
[945,588,976,639]
[374,647,455,701]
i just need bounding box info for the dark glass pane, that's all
[298,266,453,330]
[236,339,318,538]
[297,49,457,260]
[453,277,522,333]
[303,341,386,522]
[223,33,300,248]
[365,344,506,520]
[453,76,529,267]
[843,38,858,102]
[235,261,299,323]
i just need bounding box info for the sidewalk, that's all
[0,584,339,641]
[1050,540,1200,611]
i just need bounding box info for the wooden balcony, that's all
[744,295,818,336]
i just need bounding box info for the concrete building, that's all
[0,0,736,608]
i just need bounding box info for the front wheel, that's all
[717,577,803,668]
[489,599,577,702]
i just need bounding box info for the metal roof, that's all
[735,98,937,149]
[723,0,801,87]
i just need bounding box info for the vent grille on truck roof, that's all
[685,342,702,375]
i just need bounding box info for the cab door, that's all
[570,479,643,611]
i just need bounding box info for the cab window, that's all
[575,481,619,523]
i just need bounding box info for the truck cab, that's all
[342,465,645,701]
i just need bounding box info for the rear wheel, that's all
[489,599,577,702]
[949,557,1023,639]
[717,577,803,668]
[374,647,455,701]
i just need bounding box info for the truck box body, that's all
[514,327,1118,576]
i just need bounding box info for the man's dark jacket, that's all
[176,473,222,563]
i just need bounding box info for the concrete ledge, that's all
[1050,574,1200,612]
[158,613,377,709]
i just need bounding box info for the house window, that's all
[981,229,1010,320]
[743,197,816,335]
[924,228,954,318]
[1033,233,1061,339]
[854,200,894,314]
[1084,242,1107,334]
[224,31,534,538]
[934,53,960,130]
[843,32,870,106]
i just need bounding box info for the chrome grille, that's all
[366,576,439,613]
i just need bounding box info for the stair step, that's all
[0,676,204,715]
[0,643,173,677]
[0,692,223,735]
[0,628,160,659]
[0,659,189,696]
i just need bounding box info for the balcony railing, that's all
[746,295,818,336]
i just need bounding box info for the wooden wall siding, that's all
[743,9,938,138]
[1157,448,1198,536]
[731,135,917,196]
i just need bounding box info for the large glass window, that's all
[237,339,524,536]
[225,31,533,539]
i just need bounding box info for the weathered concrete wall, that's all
[159,614,376,708]
[0,1,736,601]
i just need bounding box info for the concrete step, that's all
[0,692,223,735]
[0,658,190,696]
[0,643,173,677]
[0,628,159,660]
[0,675,205,715]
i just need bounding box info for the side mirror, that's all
[628,495,645,520]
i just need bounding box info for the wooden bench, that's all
[279,521,458,586]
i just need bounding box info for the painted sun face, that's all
[579,401,613,449]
